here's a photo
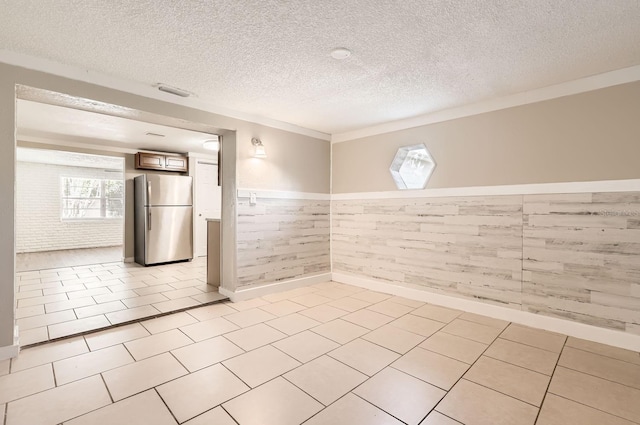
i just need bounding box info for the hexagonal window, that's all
[389,144,436,190]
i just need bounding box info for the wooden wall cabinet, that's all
[136,152,188,173]
[164,155,188,172]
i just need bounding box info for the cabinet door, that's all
[165,155,188,172]
[136,153,165,170]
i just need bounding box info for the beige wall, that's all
[237,123,330,193]
[0,61,330,351]
[0,80,16,349]
[332,81,640,193]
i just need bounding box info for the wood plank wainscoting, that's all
[332,190,640,338]
[236,195,331,290]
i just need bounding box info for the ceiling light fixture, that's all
[203,136,220,151]
[330,47,351,60]
[157,84,191,97]
[251,138,266,158]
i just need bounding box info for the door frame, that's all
[192,158,220,258]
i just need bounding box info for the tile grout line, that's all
[550,364,640,393]
[431,410,464,425]
[542,392,640,425]
[280,372,334,410]
[217,358,253,390]
[331,330,437,423]
[429,320,528,421]
[533,335,568,424]
[99,373,115,404]
[455,376,545,409]
[565,344,640,367]
[9,283,640,424]
[351,392,410,425]
[220,404,241,425]
[480,350,557,377]
[51,361,58,388]
[496,332,566,353]
[153,387,181,425]
[250,304,396,408]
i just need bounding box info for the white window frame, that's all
[60,177,124,220]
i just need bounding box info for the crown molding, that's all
[4,50,638,146]
[331,65,640,143]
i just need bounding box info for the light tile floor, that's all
[2,281,640,425]
[15,257,226,345]
[16,246,123,272]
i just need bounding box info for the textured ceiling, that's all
[2,0,640,134]
[17,100,221,154]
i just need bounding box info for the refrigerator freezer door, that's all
[145,174,193,206]
[145,206,193,264]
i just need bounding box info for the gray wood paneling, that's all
[236,198,330,288]
[332,196,524,308]
[523,192,640,334]
[332,191,640,335]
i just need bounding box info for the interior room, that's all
[0,2,639,425]
[13,98,225,344]
[16,148,125,271]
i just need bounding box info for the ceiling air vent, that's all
[157,84,191,98]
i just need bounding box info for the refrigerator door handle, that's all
[148,209,152,231]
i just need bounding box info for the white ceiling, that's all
[17,100,221,154]
[2,1,640,134]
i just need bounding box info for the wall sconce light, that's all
[251,138,267,158]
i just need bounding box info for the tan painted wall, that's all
[237,124,330,193]
[0,62,330,351]
[0,81,16,349]
[332,81,640,193]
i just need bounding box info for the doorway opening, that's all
[13,86,234,345]
[195,160,222,257]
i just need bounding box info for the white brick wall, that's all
[16,161,124,253]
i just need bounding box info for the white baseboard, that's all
[0,344,19,361]
[123,257,135,263]
[220,273,332,302]
[0,326,21,360]
[332,272,640,352]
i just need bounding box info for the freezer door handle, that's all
[147,181,152,231]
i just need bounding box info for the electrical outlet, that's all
[249,192,257,205]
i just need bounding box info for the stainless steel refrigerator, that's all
[134,174,193,266]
